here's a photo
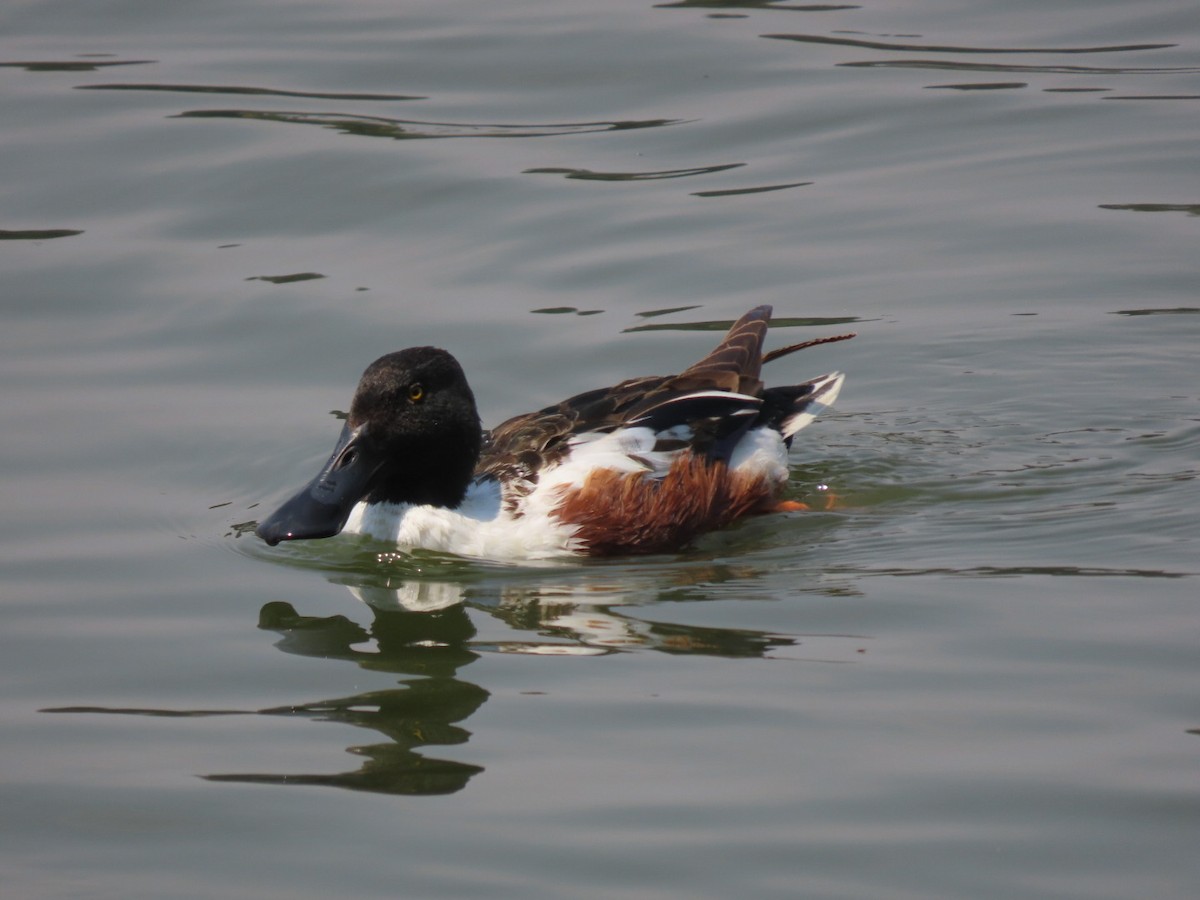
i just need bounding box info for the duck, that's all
[255,305,854,559]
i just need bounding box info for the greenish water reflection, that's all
[208,601,487,796]
[44,571,831,797]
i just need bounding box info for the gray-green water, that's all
[2,1,1198,897]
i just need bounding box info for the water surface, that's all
[2,1,1198,898]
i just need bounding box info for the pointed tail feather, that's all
[762,332,856,365]
[763,372,845,443]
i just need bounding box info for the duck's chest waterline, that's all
[342,480,581,560]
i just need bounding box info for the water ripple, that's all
[1103,94,1200,100]
[763,34,1175,54]
[832,564,1192,579]
[926,82,1027,91]
[0,228,83,240]
[174,109,683,139]
[692,181,812,197]
[0,58,154,72]
[624,314,861,333]
[838,60,1200,75]
[1110,306,1200,315]
[657,2,859,10]
[524,163,744,181]
[1100,204,1200,217]
[79,82,424,101]
[246,272,327,285]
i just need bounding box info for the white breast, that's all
[342,478,581,560]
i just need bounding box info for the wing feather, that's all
[476,305,853,489]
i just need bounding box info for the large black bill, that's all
[255,423,379,546]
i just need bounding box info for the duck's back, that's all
[466,305,849,556]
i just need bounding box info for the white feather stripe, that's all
[627,389,761,426]
[782,372,843,439]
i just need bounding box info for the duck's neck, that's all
[366,427,482,510]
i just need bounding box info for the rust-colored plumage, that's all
[552,452,779,556]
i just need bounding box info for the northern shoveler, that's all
[256,305,854,559]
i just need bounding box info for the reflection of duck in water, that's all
[347,574,805,658]
[208,576,808,795]
[256,306,852,559]
[44,570,851,798]
[215,580,804,797]
[206,600,489,796]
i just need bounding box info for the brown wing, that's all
[475,375,668,491]
[475,307,778,492]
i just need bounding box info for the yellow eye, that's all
[408,383,424,403]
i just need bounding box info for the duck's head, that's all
[256,346,482,546]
